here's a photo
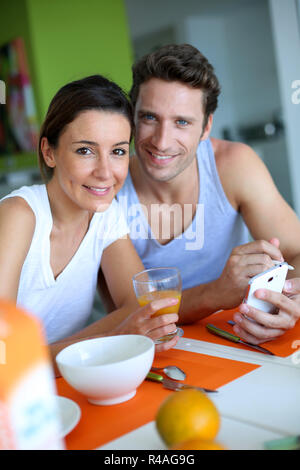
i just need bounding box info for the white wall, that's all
[269,0,300,216]
[179,15,236,140]
[180,3,280,133]
[125,0,259,40]
[126,0,279,133]
[125,0,294,208]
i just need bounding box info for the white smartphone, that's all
[244,262,289,314]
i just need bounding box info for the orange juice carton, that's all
[0,299,64,449]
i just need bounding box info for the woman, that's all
[0,75,179,366]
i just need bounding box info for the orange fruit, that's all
[171,438,225,450]
[155,389,220,447]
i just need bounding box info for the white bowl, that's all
[56,335,154,405]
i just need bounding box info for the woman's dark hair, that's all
[38,75,134,182]
[130,44,221,129]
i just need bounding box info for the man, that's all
[115,44,300,345]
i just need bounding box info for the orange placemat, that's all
[182,308,300,357]
[56,348,259,450]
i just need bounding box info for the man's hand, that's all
[231,278,300,344]
[212,238,283,310]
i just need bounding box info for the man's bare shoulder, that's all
[211,137,259,169]
[210,137,270,209]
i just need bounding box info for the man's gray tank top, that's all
[117,139,249,290]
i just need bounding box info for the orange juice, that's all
[137,290,181,317]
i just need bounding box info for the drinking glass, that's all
[132,267,184,344]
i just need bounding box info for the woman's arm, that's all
[50,237,180,374]
[98,235,144,325]
[98,236,180,341]
[0,199,179,376]
[0,197,35,300]
[60,236,179,340]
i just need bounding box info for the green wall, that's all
[0,1,33,71]
[26,0,133,121]
[0,0,133,170]
[0,0,37,110]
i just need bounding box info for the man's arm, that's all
[178,239,284,324]
[178,141,300,325]
[228,142,300,271]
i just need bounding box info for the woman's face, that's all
[42,110,131,213]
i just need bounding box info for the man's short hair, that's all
[130,44,221,128]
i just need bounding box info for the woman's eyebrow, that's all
[72,140,130,146]
[113,141,130,146]
[72,140,99,146]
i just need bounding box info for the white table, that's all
[98,336,300,450]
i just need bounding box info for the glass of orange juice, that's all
[132,267,183,344]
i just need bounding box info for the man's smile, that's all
[148,150,179,165]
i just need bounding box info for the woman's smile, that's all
[82,184,112,196]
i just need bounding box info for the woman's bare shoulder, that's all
[0,196,37,299]
[0,196,36,234]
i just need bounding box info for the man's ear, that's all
[40,137,56,168]
[201,114,213,141]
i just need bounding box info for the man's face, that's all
[134,78,212,182]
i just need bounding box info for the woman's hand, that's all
[111,297,180,352]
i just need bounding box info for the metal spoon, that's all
[150,365,186,381]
